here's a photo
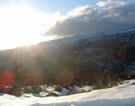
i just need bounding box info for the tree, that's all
[57,68,75,87]
[102,36,129,78]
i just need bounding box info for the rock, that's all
[131,82,135,85]
[67,88,76,95]
[54,85,62,92]
[45,92,58,97]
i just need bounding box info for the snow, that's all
[80,85,92,92]
[103,27,135,36]
[0,80,135,106]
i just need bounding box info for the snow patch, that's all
[0,80,135,106]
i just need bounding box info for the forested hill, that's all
[0,28,135,87]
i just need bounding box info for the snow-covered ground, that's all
[0,80,135,106]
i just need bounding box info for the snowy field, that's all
[0,80,135,106]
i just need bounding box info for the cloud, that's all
[67,5,92,17]
[44,0,135,37]
[96,0,126,7]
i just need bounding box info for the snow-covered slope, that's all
[0,80,135,106]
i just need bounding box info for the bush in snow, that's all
[23,86,42,94]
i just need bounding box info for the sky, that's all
[0,0,134,14]
[0,0,135,49]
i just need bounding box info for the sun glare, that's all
[0,5,55,50]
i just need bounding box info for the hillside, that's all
[0,27,135,90]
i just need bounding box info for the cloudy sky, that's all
[0,0,135,49]
[44,0,135,37]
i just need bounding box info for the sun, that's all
[0,5,55,50]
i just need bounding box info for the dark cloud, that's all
[45,1,135,37]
